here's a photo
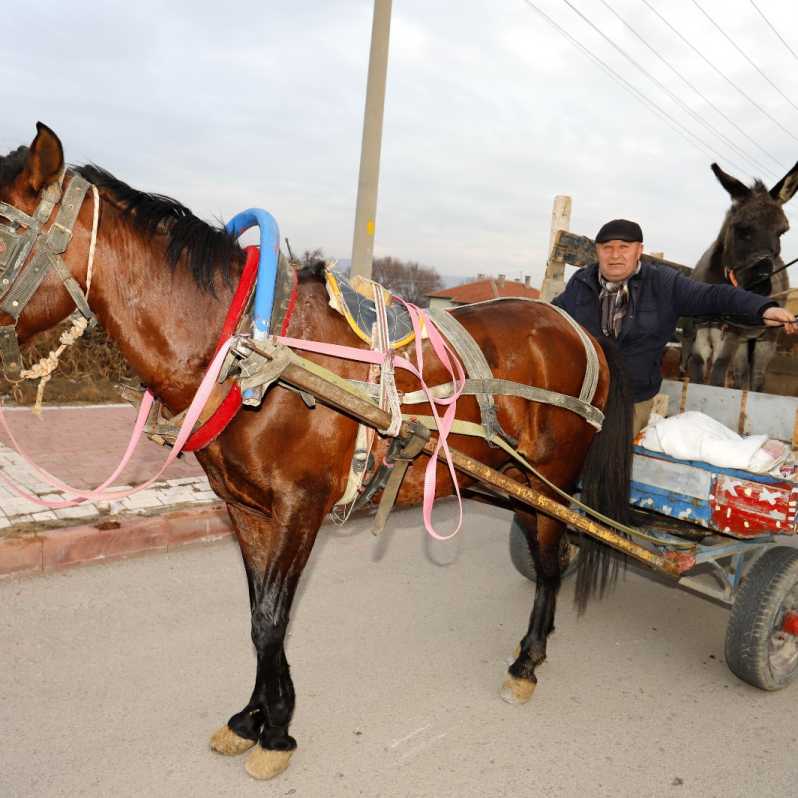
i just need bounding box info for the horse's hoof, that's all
[244,746,294,780]
[500,676,536,705]
[210,724,257,756]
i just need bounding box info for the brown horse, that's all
[0,123,632,780]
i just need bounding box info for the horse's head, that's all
[712,161,798,295]
[0,123,95,375]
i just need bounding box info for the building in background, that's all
[426,274,539,312]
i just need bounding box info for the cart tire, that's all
[725,546,798,691]
[509,514,579,583]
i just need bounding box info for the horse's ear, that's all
[711,163,750,201]
[23,122,64,193]
[770,161,798,205]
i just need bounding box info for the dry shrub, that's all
[0,320,134,404]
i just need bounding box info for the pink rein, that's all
[0,338,235,509]
[275,300,466,540]
[0,305,466,539]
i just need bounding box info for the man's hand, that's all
[763,306,798,334]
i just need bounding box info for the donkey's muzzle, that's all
[745,257,773,296]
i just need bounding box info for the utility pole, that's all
[351,0,392,279]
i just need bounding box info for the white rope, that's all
[21,185,100,414]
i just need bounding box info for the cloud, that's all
[3,0,798,289]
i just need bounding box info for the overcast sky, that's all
[4,0,798,287]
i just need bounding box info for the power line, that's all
[692,0,798,116]
[564,0,778,179]
[518,0,749,173]
[597,0,786,173]
[640,0,798,145]
[750,0,798,63]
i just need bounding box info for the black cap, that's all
[595,219,643,244]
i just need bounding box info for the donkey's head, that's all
[712,161,798,295]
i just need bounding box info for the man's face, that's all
[596,240,643,282]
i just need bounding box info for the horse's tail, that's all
[574,337,634,615]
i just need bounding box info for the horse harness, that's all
[0,174,606,522]
[0,171,96,377]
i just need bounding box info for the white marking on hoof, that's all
[209,725,257,756]
[244,746,294,780]
[500,676,536,705]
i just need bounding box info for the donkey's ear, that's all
[711,163,750,201]
[770,161,798,205]
[23,122,64,193]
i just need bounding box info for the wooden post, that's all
[540,195,572,302]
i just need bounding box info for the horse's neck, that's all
[90,228,235,410]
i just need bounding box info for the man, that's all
[552,219,798,435]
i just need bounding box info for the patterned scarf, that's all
[599,263,640,338]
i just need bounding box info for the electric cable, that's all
[692,0,798,116]
[565,0,778,178]
[598,0,785,172]
[641,0,798,145]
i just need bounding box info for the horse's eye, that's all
[735,225,752,238]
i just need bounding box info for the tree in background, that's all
[298,247,325,267]
[372,256,442,307]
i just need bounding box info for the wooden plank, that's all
[658,379,798,441]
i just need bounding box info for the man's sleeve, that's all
[672,272,776,322]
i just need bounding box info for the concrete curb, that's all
[0,503,233,578]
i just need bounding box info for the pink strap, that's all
[276,303,466,540]
[0,338,235,508]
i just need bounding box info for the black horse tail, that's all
[574,337,634,615]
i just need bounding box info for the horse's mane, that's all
[75,164,244,291]
[297,260,327,283]
[0,146,27,186]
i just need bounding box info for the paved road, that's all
[2,501,796,798]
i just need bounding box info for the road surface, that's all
[2,500,796,797]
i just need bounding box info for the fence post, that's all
[540,195,571,302]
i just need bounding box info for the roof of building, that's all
[427,277,540,304]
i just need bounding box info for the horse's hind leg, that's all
[210,501,323,780]
[502,511,564,705]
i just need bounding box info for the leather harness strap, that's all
[0,172,95,376]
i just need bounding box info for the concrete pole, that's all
[351,0,393,279]
[540,195,572,302]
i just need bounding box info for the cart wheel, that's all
[725,546,798,691]
[509,514,579,583]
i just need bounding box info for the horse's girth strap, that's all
[400,378,604,430]
[428,307,507,444]
[546,302,600,404]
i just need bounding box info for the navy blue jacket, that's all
[552,262,775,402]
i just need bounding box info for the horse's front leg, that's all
[750,336,777,392]
[731,339,750,389]
[502,512,564,705]
[210,499,324,780]
[688,326,713,383]
[708,329,739,386]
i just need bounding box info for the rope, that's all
[20,186,99,414]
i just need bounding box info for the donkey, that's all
[687,162,798,390]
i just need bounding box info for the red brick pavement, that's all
[0,404,204,488]
[0,405,232,578]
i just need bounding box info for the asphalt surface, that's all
[2,500,796,798]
